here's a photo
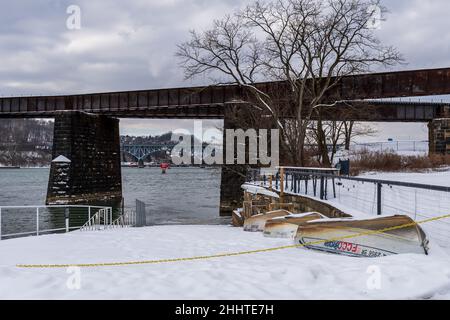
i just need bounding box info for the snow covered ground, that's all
[1,225,450,300]
[352,140,429,155]
[359,169,450,187]
[333,141,429,165]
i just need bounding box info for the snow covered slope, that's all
[1,225,450,300]
[359,170,450,187]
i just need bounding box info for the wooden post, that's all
[280,167,285,203]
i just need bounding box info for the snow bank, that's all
[359,170,450,187]
[1,225,450,300]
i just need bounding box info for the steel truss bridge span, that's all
[1,67,450,121]
[121,145,172,162]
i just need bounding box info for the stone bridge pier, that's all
[220,164,247,216]
[429,106,450,155]
[46,111,122,205]
[219,109,251,217]
[219,108,277,216]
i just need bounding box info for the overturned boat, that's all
[243,210,291,232]
[232,208,244,227]
[295,215,429,257]
[264,212,328,239]
[241,184,280,199]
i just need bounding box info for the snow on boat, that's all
[241,184,279,199]
[295,215,429,257]
[232,208,244,227]
[263,212,328,239]
[243,210,291,232]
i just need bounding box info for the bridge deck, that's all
[1,67,450,121]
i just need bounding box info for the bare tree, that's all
[309,120,345,165]
[308,119,377,165]
[177,0,402,166]
[0,119,54,167]
[342,120,377,150]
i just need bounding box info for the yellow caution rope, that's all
[16,213,450,269]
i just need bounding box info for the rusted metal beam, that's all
[318,101,443,122]
[0,101,443,122]
[1,67,450,119]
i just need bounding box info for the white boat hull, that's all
[243,210,291,232]
[264,213,327,239]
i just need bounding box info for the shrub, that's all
[349,151,450,175]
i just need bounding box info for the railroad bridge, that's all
[1,67,450,215]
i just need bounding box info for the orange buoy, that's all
[160,162,170,174]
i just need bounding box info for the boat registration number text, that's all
[300,238,390,257]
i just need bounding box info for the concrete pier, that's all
[219,112,248,216]
[46,111,122,205]
[429,107,450,155]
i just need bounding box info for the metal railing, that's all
[111,210,137,228]
[248,167,450,204]
[80,208,137,230]
[79,208,113,231]
[352,140,429,153]
[305,140,429,154]
[0,205,112,240]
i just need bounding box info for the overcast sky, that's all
[1,0,449,140]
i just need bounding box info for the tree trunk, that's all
[316,120,331,167]
[344,121,354,151]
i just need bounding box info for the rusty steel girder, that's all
[1,67,450,120]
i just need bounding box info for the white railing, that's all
[79,207,113,231]
[352,140,429,153]
[0,205,112,240]
[111,210,137,228]
[305,140,429,154]
[80,208,137,231]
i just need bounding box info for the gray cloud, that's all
[0,0,448,139]
[0,0,249,96]
[378,0,450,71]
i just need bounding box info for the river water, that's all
[0,167,228,235]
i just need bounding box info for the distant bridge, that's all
[121,143,222,162]
[121,145,172,161]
